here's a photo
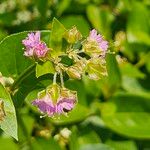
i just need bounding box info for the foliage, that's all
[0,0,150,150]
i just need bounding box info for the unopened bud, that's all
[67,60,86,80]
[67,66,81,79]
[64,26,82,43]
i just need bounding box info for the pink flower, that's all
[88,29,108,54]
[32,88,77,117]
[22,31,49,58]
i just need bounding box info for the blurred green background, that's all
[0,0,150,150]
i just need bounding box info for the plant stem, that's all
[11,64,35,91]
[53,72,57,84]
[60,71,64,88]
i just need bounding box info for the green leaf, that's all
[106,54,121,89]
[56,0,71,16]
[50,104,90,125]
[86,4,114,38]
[60,15,90,36]
[106,54,121,85]
[78,130,101,145]
[103,112,150,139]
[36,61,55,78]
[127,2,150,45]
[122,76,150,98]
[49,18,66,56]
[106,140,137,150]
[0,138,18,150]
[0,83,18,140]
[101,94,150,139]
[31,137,62,150]
[80,144,114,150]
[119,62,145,79]
[0,31,51,78]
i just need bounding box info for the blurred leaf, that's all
[119,62,145,79]
[102,112,150,139]
[0,83,17,140]
[122,76,150,98]
[106,140,137,150]
[25,89,42,112]
[80,143,114,150]
[36,61,55,78]
[0,12,16,26]
[0,138,18,150]
[86,5,114,38]
[106,54,121,85]
[31,137,62,150]
[50,104,90,125]
[127,2,150,45]
[60,15,90,36]
[49,18,66,56]
[101,93,150,139]
[69,126,79,150]
[56,0,71,16]
[83,75,102,97]
[78,130,101,145]
[65,80,87,105]
[0,29,7,41]
[36,0,48,17]
[106,54,121,89]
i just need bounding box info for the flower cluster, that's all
[22,31,49,59]
[22,25,108,117]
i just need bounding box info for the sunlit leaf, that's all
[0,83,18,140]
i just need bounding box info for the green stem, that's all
[60,71,64,88]
[53,72,57,84]
[11,64,35,91]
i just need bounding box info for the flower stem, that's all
[11,64,35,91]
[53,72,57,84]
[60,71,64,88]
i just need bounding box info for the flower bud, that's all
[66,60,86,80]
[67,66,81,79]
[64,26,82,43]
[86,58,107,80]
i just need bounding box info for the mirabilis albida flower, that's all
[22,22,110,117]
[32,84,77,117]
[22,31,49,59]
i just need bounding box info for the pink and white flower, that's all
[83,29,108,57]
[88,29,108,52]
[32,87,77,117]
[22,31,49,58]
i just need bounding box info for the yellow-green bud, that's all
[64,26,82,44]
[67,66,81,80]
